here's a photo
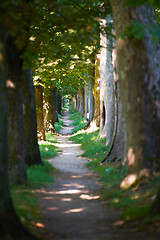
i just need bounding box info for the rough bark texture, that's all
[0,34,36,240]
[79,87,85,116]
[84,85,88,118]
[4,33,27,185]
[111,1,160,176]
[93,54,100,127]
[44,91,55,132]
[100,17,115,139]
[108,48,126,162]
[51,87,58,124]
[35,84,46,141]
[88,80,94,123]
[23,69,43,166]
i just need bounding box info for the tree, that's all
[23,69,43,166]
[110,0,160,188]
[0,32,36,240]
[4,32,27,185]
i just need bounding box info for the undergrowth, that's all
[69,108,160,229]
[11,133,59,239]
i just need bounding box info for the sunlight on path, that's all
[37,112,151,240]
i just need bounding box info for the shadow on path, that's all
[36,112,155,240]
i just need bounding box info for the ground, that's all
[36,112,159,240]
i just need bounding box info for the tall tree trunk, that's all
[23,69,43,166]
[44,91,55,132]
[111,1,160,186]
[79,87,85,116]
[88,80,94,123]
[107,47,126,162]
[93,54,100,127]
[35,84,46,141]
[4,33,27,185]
[0,33,36,240]
[84,85,88,118]
[100,17,115,139]
[51,87,58,123]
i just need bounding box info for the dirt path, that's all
[36,112,156,240]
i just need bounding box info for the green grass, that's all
[69,118,160,228]
[70,130,109,159]
[68,106,87,134]
[39,133,61,160]
[55,114,63,133]
[11,132,60,239]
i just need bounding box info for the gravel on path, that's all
[36,112,156,240]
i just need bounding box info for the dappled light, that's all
[6,79,15,88]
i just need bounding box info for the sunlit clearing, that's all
[80,194,100,200]
[6,79,15,88]
[61,198,72,202]
[120,174,137,189]
[63,208,86,214]
[33,222,44,228]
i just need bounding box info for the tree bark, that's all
[79,87,85,116]
[84,85,88,118]
[107,47,126,162]
[35,83,46,141]
[44,91,55,132]
[111,1,160,180]
[23,69,43,166]
[4,33,27,185]
[51,87,58,123]
[0,33,36,240]
[93,54,100,127]
[100,17,115,139]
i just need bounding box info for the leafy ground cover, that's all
[11,133,60,239]
[69,107,160,229]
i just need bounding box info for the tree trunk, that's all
[23,69,43,166]
[79,87,85,116]
[111,1,160,183]
[44,91,55,132]
[51,87,58,123]
[100,17,115,139]
[107,47,126,162]
[4,33,27,185]
[35,84,46,141]
[93,54,100,127]
[0,33,36,240]
[84,85,88,118]
[88,80,94,123]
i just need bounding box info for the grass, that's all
[68,105,88,134]
[69,107,160,229]
[11,132,60,239]
[55,114,63,133]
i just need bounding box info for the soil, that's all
[36,112,159,240]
